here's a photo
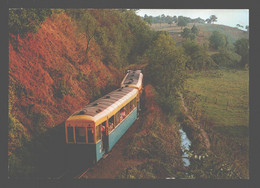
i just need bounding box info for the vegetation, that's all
[186,69,249,127]
[143,32,187,114]
[142,14,205,25]
[9,8,52,36]
[234,38,249,67]
[117,85,183,179]
[182,40,215,71]
[209,30,228,50]
[8,9,155,178]
[211,49,241,68]
[183,69,249,178]
[8,9,249,179]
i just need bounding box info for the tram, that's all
[65,70,143,164]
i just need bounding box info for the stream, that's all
[179,124,191,167]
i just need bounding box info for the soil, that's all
[81,117,144,179]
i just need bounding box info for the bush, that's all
[211,49,241,68]
[209,31,228,50]
[54,78,74,99]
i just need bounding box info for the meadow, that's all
[184,68,249,178]
[185,68,249,128]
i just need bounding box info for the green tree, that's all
[181,28,191,39]
[66,9,99,63]
[143,14,152,25]
[182,40,215,70]
[210,15,217,24]
[177,16,187,30]
[206,18,211,24]
[191,24,199,36]
[167,19,173,27]
[209,31,228,50]
[145,33,187,113]
[173,16,178,23]
[181,28,196,40]
[9,8,52,36]
[234,38,249,67]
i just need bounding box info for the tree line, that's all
[179,26,249,69]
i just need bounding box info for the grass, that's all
[183,68,249,178]
[185,68,249,127]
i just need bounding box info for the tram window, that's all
[67,126,74,143]
[125,103,129,115]
[130,100,133,111]
[108,116,114,133]
[96,124,101,142]
[133,98,136,107]
[115,111,120,126]
[75,127,86,143]
[87,127,94,143]
[120,107,126,120]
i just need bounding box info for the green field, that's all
[185,69,249,127]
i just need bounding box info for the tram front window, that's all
[75,127,86,143]
[87,127,94,143]
[67,126,74,143]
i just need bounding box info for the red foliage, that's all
[9,12,121,133]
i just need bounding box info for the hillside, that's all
[8,9,153,159]
[150,23,249,47]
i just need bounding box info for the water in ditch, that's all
[179,124,192,167]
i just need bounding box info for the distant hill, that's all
[150,23,249,47]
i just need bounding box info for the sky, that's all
[136,9,249,30]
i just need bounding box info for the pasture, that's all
[185,68,249,128]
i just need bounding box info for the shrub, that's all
[209,31,228,50]
[54,78,74,99]
[211,49,241,68]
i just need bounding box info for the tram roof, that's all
[121,70,143,90]
[66,87,138,126]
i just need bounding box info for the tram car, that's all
[65,70,143,165]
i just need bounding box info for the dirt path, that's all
[82,117,144,179]
[180,94,211,151]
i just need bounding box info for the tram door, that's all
[101,121,108,152]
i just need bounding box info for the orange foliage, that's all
[9,12,121,133]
